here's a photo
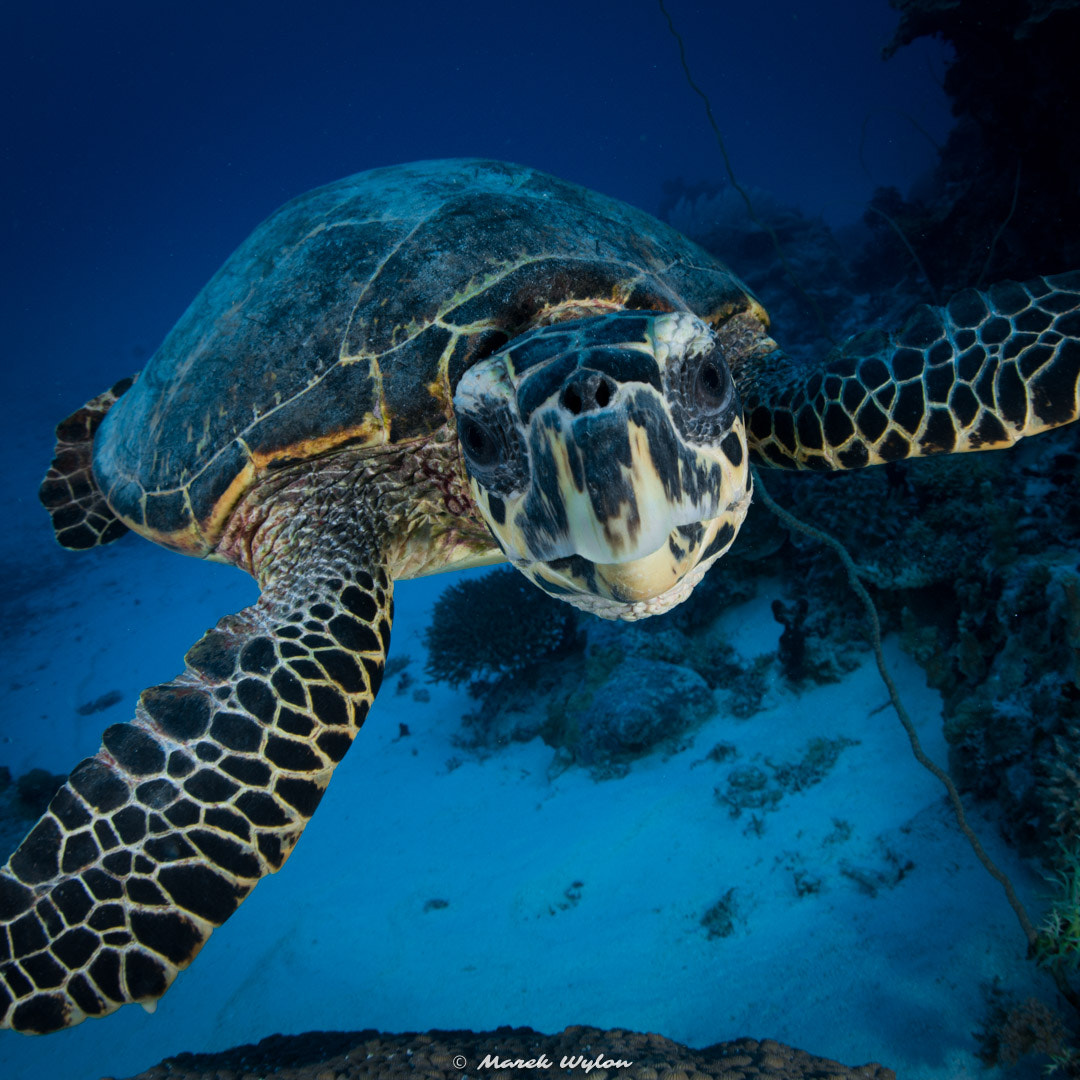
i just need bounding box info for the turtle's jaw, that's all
[485,397,751,618]
[516,491,751,620]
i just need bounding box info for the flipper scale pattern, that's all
[0,541,391,1033]
[744,271,1080,469]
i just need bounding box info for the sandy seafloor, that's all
[0,426,1056,1080]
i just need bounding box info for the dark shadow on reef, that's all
[882,0,1080,297]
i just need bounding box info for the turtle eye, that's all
[694,353,732,411]
[458,416,502,468]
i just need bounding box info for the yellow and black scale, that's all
[6,159,1080,1033]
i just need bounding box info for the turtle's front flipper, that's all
[743,271,1080,469]
[0,531,391,1033]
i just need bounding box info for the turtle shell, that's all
[94,158,757,553]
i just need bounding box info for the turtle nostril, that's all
[560,371,617,415]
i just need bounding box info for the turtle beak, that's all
[519,499,750,619]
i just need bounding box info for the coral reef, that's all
[449,610,720,779]
[437,564,777,776]
[714,737,859,821]
[120,1024,895,1080]
[543,653,714,778]
[753,422,1080,862]
[879,0,1080,296]
[700,888,739,939]
[975,986,1077,1074]
[424,568,577,688]
[655,0,1080,878]
[1034,839,1080,1021]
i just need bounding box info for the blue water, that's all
[0,2,987,1077]
[2,0,950,434]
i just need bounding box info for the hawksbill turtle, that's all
[2,159,1078,1034]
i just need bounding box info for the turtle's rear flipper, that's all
[39,376,137,549]
[742,270,1080,469]
[0,523,391,1033]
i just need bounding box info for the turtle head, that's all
[452,310,751,620]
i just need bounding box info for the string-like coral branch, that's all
[865,206,939,304]
[750,465,1080,1014]
[977,158,1023,288]
[657,0,836,346]
[858,107,944,190]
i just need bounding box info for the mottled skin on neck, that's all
[216,432,502,588]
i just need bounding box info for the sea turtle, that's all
[2,159,1078,1034]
